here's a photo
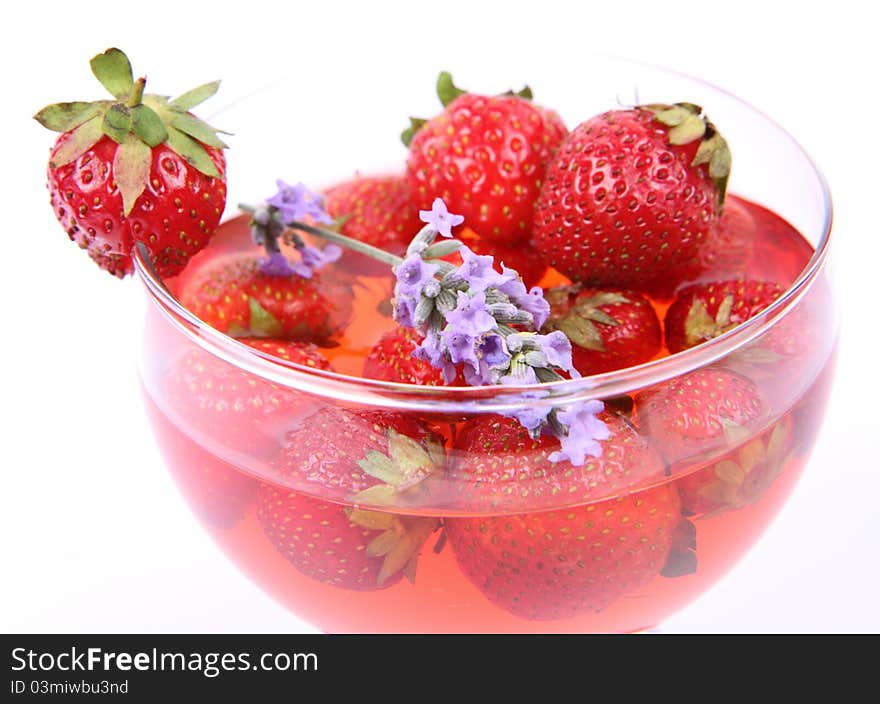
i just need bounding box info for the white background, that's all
[2,1,878,633]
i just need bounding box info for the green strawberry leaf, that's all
[49,115,104,168]
[131,105,168,147]
[357,451,406,487]
[347,508,397,531]
[366,529,402,558]
[166,125,221,177]
[668,114,707,145]
[171,112,228,149]
[502,85,534,101]
[102,104,132,143]
[90,48,135,99]
[171,80,221,111]
[33,101,106,133]
[436,71,466,107]
[557,314,605,351]
[113,133,152,216]
[246,297,283,337]
[401,117,427,147]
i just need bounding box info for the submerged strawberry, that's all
[676,418,794,517]
[444,413,685,619]
[363,326,448,385]
[258,407,446,590]
[446,413,666,512]
[165,339,332,457]
[533,103,730,291]
[664,280,785,353]
[323,174,422,257]
[178,252,351,342]
[544,285,662,374]
[446,487,682,620]
[36,48,227,278]
[258,492,439,591]
[691,196,757,281]
[636,368,764,466]
[405,73,567,244]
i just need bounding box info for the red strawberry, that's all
[544,285,662,374]
[636,368,764,466]
[447,413,666,513]
[178,252,352,342]
[258,492,439,591]
[36,48,227,278]
[258,408,446,590]
[323,174,422,257]
[405,73,567,244]
[676,418,794,517]
[363,326,447,385]
[444,414,685,619]
[691,196,756,281]
[446,488,682,620]
[165,339,332,458]
[533,103,731,291]
[664,280,785,353]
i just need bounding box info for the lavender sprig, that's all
[239,189,610,466]
[247,180,341,278]
[387,200,608,465]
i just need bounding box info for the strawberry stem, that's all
[127,77,146,108]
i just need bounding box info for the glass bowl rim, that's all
[133,59,833,415]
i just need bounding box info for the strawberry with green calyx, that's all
[258,407,446,589]
[676,418,795,518]
[533,102,731,292]
[36,48,227,278]
[404,72,567,244]
[664,279,785,353]
[635,367,765,467]
[177,251,352,342]
[543,285,662,375]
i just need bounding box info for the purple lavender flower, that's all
[267,180,333,225]
[259,251,300,277]
[497,265,551,329]
[301,243,342,270]
[394,295,419,328]
[394,254,440,298]
[441,329,480,372]
[537,331,578,376]
[457,245,513,293]
[479,333,511,368]
[463,359,495,386]
[419,198,464,238]
[445,291,497,337]
[509,405,553,433]
[548,400,611,465]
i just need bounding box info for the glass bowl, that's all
[136,57,835,633]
